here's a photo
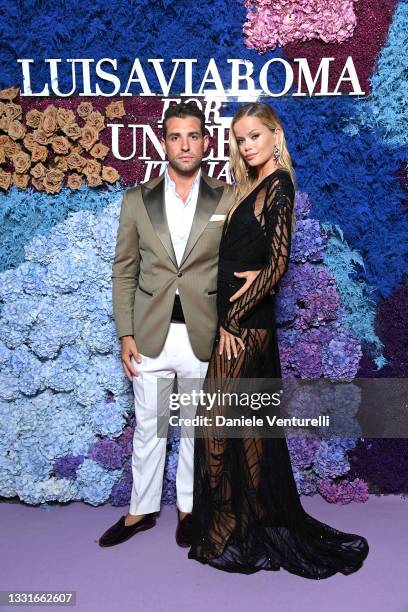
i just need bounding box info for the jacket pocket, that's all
[207,290,217,295]
[138,285,153,297]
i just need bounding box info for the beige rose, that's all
[30,162,47,179]
[0,169,11,190]
[102,166,120,183]
[105,100,126,120]
[0,116,10,132]
[0,146,5,164]
[31,144,48,163]
[12,151,31,174]
[0,102,7,116]
[5,104,22,121]
[79,125,99,151]
[61,123,82,140]
[23,133,36,152]
[44,181,63,195]
[12,172,30,189]
[57,108,75,128]
[1,136,20,158]
[51,135,70,155]
[70,143,84,154]
[67,173,83,189]
[44,168,64,194]
[32,129,49,146]
[43,104,58,118]
[54,155,69,172]
[26,109,43,129]
[8,120,26,141]
[86,110,104,131]
[0,87,19,101]
[83,158,101,176]
[31,177,44,191]
[87,173,103,187]
[41,113,57,136]
[0,136,21,159]
[77,101,93,118]
[66,152,86,170]
[90,141,109,160]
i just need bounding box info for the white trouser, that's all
[129,322,209,515]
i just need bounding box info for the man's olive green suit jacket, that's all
[111,171,235,361]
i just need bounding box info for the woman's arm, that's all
[221,173,294,337]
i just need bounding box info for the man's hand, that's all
[219,326,245,360]
[229,270,261,302]
[120,336,142,381]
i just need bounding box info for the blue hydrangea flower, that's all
[76,459,122,505]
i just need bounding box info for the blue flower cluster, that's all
[0,184,123,274]
[264,95,408,301]
[368,2,408,148]
[0,196,134,505]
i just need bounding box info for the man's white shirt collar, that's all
[164,166,202,202]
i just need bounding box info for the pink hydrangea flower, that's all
[244,0,358,52]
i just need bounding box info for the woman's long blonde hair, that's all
[228,103,296,232]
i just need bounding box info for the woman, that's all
[188,103,369,578]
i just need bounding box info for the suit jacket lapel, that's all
[141,174,178,267]
[141,171,224,269]
[179,174,224,267]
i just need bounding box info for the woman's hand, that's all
[229,270,261,302]
[219,326,245,360]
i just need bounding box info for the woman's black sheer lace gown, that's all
[188,169,369,577]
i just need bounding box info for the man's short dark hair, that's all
[162,102,206,138]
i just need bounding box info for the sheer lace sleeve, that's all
[222,172,294,337]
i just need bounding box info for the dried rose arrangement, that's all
[0,86,124,193]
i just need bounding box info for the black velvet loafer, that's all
[98,513,156,547]
[175,513,193,548]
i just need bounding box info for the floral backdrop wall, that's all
[0,0,407,508]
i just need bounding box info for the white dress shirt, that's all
[164,166,201,295]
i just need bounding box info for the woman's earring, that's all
[273,143,280,163]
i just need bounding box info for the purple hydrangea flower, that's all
[110,480,132,506]
[53,454,84,480]
[88,439,125,469]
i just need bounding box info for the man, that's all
[99,102,234,548]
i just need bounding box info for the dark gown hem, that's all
[187,549,367,579]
